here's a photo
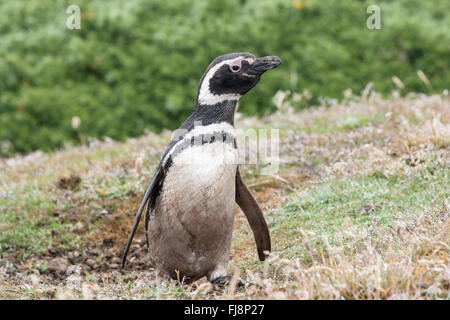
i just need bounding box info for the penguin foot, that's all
[210,274,232,286]
[210,274,246,288]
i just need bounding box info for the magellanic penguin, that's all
[122,52,281,284]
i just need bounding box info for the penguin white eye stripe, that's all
[198,56,252,105]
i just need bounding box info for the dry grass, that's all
[241,210,449,299]
[0,90,448,299]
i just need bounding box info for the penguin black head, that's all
[196,52,281,106]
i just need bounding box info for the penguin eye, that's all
[230,63,241,73]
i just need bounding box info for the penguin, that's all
[122,52,281,284]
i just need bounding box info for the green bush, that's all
[0,0,449,155]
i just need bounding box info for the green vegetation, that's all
[1,0,449,155]
[0,93,448,299]
[267,169,448,260]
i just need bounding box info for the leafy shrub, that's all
[0,0,449,155]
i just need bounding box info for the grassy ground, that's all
[0,90,448,299]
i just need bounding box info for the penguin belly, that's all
[148,141,238,281]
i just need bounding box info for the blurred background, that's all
[0,0,448,157]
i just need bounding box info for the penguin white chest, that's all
[164,141,238,207]
[150,140,238,279]
[173,141,237,187]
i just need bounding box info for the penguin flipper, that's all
[121,166,164,268]
[235,168,271,261]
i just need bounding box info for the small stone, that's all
[66,265,81,275]
[70,221,87,233]
[85,258,98,269]
[29,274,40,286]
[358,204,379,214]
[47,257,69,274]
[111,257,121,264]
[136,239,146,246]
[109,264,119,269]
[130,244,140,251]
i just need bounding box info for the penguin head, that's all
[196,52,281,106]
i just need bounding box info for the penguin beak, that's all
[249,56,282,75]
